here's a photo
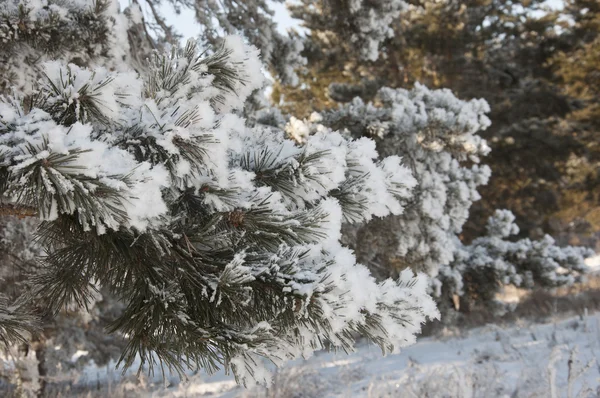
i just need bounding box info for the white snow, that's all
[70,350,89,363]
[48,312,600,397]
[586,255,600,272]
[159,313,600,397]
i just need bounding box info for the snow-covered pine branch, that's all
[319,84,492,276]
[0,35,438,384]
[0,2,154,392]
[0,0,140,94]
[135,0,305,85]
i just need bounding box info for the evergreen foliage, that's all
[0,0,135,93]
[0,32,438,384]
[0,2,151,393]
[287,84,593,316]
[436,210,593,316]
[135,0,306,85]
[549,1,600,220]
[319,84,493,276]
[277,0,600,244]
[0,0,597,391]
[0,214,40,335]
[288,0,407,62]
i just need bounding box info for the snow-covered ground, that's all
[586,254,600,271]
[20,252,600,397]
[76,312,600,398]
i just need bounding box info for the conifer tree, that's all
[548,0,600,232]
[278,0,600,244]
[0,9,438,385]
[286,84,593,316]
[0,1,150,394]
[269,0,596,316]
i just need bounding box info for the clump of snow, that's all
[215,35,265,113]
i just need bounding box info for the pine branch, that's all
[115,125,217,181]
[0,294,39,347]
[37,66,118,126]
[243,146,331,207]
[143,0,180,45]
[329,174,370,223]
[0,35,439,385]
[0,0,114,91]
[7,142,130,230]
[145,39,247,108]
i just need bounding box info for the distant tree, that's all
[547,0,600,243]
[290,84,593,317]
[277,0,600,244]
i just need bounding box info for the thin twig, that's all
[0,204,38,218]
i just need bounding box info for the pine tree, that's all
[436,209,592,316]
[295,84,593,316]
[278,0,600,244]
[0,23,438,387]
[268,0,596,316]
[0,1,151,394]
[547,0,600,238]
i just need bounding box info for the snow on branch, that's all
[0,35,438,384]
